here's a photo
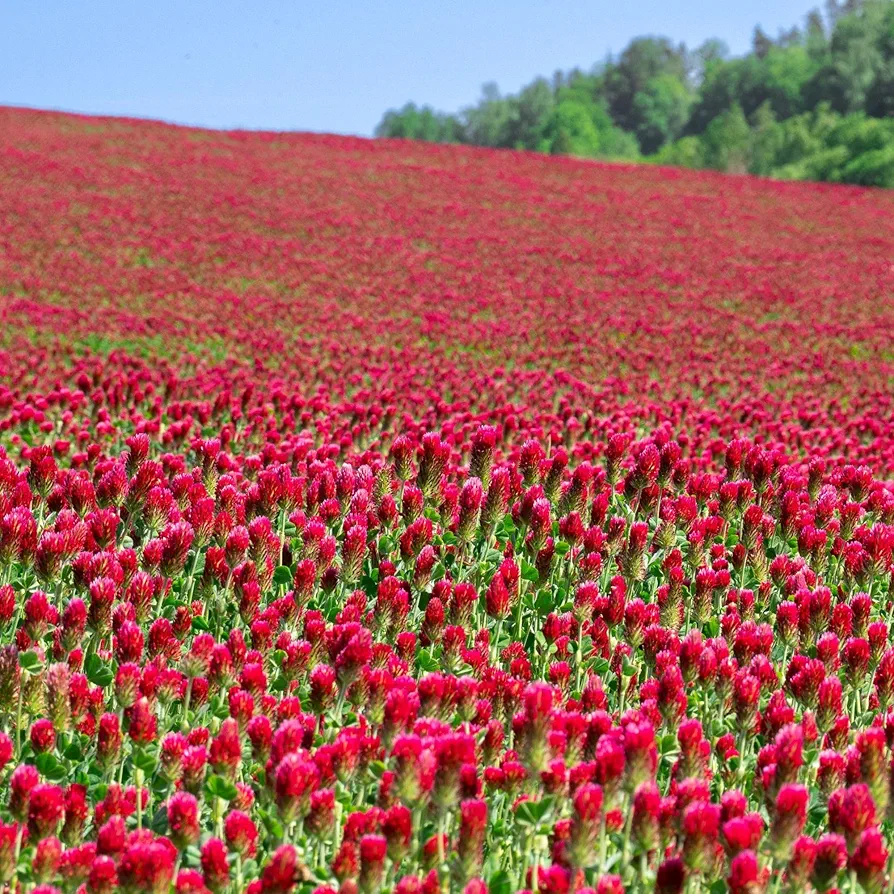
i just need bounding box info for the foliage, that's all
[374,103,463,143]
[376,0,894,186]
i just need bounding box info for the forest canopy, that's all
[375,0,894,186]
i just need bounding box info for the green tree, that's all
[685,58,743,133]
[374,0,894,189]
[603,37,691,134]
[803,3,887,112]
[631,74,692,152]
[544,99,603,156]
[597,126,641,159]
[505,78,555,150]
[549,82,640,159]
[651,135,706,168]
[749,102,784,174]
[702,103,752,171]
[805,8,829,60]
[866,58,894,115]
[753,26,774,59]
[754,47,817,118]
[462,83,516,148]
[772,103,840,167]
[375,103,463,142]
[692,38,730,83]
[841,145,894,184]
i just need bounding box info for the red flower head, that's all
[457,799,487,882]
[817,749,846,796]
[381,803,412,863]
[469,425,497,488]
[727,850,764,894]
[115,662,142,709]
[95,713,122,769]
[126,697,157,744]
[224,810,259,858]
[787,835,816,889]
[175,869,211,894]
[181,746,208,795]
[200,838,230,893]
[655,857,686,894]
[568,783,603,870]
[96,816,126,857]
[9,764,40,821]
[623,720,657,789]
[167,792,201,850]
[358,835,388,894]
[482,467,510,533]
[248,714,273,763]
[849,828,888,894]
[774,601,799,649]
[417,433,450,498]
[30,718,56,754]
[682,801,721,875]
[310,664,337,714]
[817,676,843,733]
[117,836,177,894]
[770,784,808,861]
[812,833,848,889]
[855,727,888,816]
[32,836,62,883]
[456,477,484,543]
[209,718,243,779]
[631,781,661,852]
[57,840,95,885]
[60,783,89,846]
[773,724,804,785]
[829,783,877,852]
[843,637,871,687]
[595,876,624,894]
[274,752,320,824]
[734,671,761,732]
[45,663,71,732]
[87,855,119,894]
[340,524,368,586]
[260,844,300,894]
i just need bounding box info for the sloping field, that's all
[0,107,893,893]
[2,107,893,472]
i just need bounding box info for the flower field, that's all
[1,105,894,893]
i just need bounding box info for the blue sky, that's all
[2,0,815,136]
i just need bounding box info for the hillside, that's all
[2,106,893,472]
[1,107,894,894]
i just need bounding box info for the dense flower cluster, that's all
[0,107,892,893]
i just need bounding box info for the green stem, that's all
[278,510,288,567]
[531,832,540,893]
[214,796,225,839]
[515,593,525,641]
[575,625,584,695]
[598,815,607,874]
[14,677,23,760]
[9,823,24,894]
[184,548,202,603]
[638,852,649,890]
[181,678,193,732]
[438,812,447,867]
[620,802,633,880]
[235,853,244,893]
[491,617,504,664]
[136,768,144,830]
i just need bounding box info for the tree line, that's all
[375,0,894,187]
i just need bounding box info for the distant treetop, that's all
[375,0,894,187]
